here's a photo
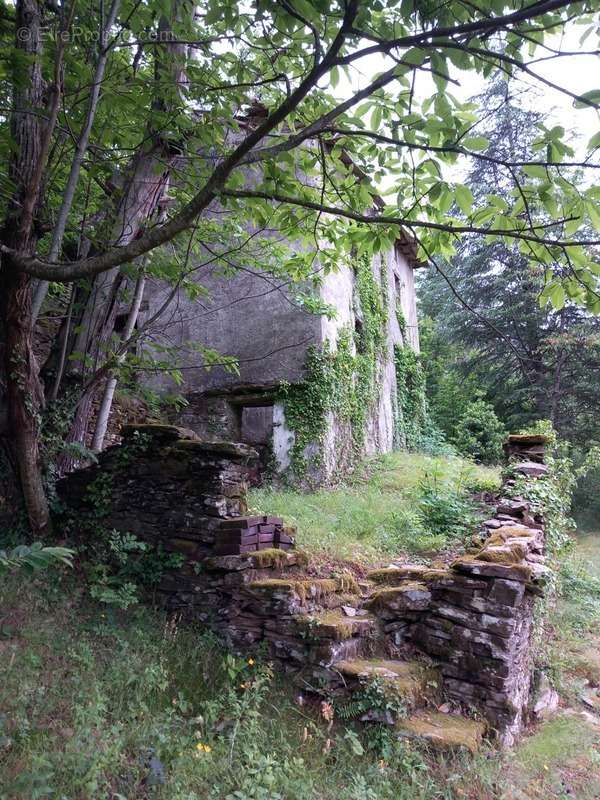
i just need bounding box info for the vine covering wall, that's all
[279,254,388,478]
[393,345,427,449]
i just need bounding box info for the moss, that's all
[248,577,339,603]
[295,610,365,641]
[477,542,528,564]
[367,566,428,584]
[335,658,435,703]
[396,711,486,753]
[336,572,360,595]
[248,549,292,569]
[507,433,550,445]
[488,526,537,543]
[452,554,533,579]
[366,582,429,611]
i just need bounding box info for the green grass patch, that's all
[0,573,502,800]
[250,451,500,562]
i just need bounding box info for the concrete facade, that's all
[141,239,420,481]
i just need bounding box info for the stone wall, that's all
[58,427,550,747]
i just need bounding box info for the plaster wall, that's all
[138,237,420,481]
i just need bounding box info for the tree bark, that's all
[91,269,146,452]
[0,0,50,535]
[31,0,123,323]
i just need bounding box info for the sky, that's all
[339,22,600,165]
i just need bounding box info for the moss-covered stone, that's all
[295,610,376,641]
[477,543,529,565]
[367,566,428,584]
[247,549,296,569]
[121,423,200,442]
[366,582,431,612]
[452,555,532,582]
[248,577,341,603]
[396,711,486,753]
[334,658,436,705]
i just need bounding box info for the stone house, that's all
[141,228,423,482]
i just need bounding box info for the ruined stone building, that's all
[141,230,423,482]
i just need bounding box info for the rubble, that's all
[58,426,552,747]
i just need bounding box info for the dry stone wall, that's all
[58,427,550,747]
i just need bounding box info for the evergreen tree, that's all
[419,76,600,452]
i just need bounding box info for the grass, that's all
[2,456,598,799]
[0,572,501,800]
[250,451,500,563]
[1,536,599,799]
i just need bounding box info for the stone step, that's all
[395,710,486,753]
[366,565,449,588]
[295,609,378,641]
[330,658,437,706]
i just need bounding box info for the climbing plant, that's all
[280,255,387,478]
[393,346,427,450]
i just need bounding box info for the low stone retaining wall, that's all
[58,427,550,746]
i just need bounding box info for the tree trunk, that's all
[0,0,51,535]
[1,267,50,534]
[91,270,146,452]
[31,0,123,324]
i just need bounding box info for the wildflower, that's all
[247,658,255,666]
[240,681,250,690]
[320,701,334,722]
[195,742,212,754]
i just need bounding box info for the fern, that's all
[0,542,74,575]
[333,697,369,720]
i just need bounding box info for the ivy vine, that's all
[393,345,427,450]
[280,254,388,478]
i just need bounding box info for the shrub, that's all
[453,399,506,464]
[0,542,74,575]
[417,472,481,542]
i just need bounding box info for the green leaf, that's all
[522,165,547,179]
[455,184,474,216]
[462,136,489,152]
[587,131,600,151]
[573,89,600,109]
[402,47,427,66]
[587,200,600,232]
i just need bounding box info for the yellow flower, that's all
[247,658,255,666]
[240,681,250,690]
[195,742,212,753]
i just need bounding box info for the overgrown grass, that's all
[250,452,500,562]
[0,573,501,800]
[2,537,599,799]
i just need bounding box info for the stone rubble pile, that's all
[58,426,552,748]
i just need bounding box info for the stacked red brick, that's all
[214,515,296,556]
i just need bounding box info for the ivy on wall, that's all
[393,345,427,450]
[280,254,388,478]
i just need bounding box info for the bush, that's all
[0,542,74,575]
[453,399,506,464]
[417,472,481,542]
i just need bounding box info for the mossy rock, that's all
[452,555,532,581]
[366,582,431,612]
[334,658,436,704]
[506,434,550,446]
[476,542,529,565]
[248,577,340,603]
[396,711,486,753]
[121,423,200,442]
[367,566,428,584]
[295,610,376,641]
[247,549,306,570]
